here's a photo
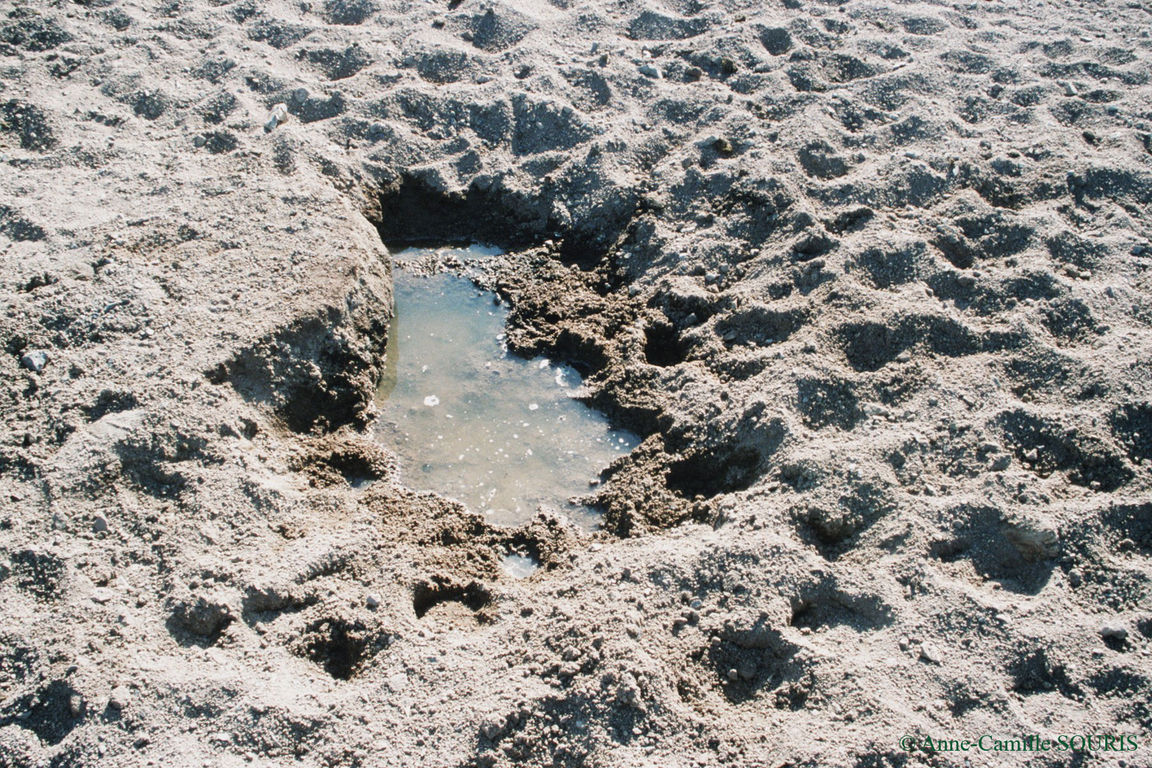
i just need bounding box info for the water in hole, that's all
[501,553,539,579]
[375,245,639,529]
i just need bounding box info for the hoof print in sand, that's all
[248,18,313,49]
[1,100,56,151]
[465,6,536,53]
[0,12,71,53]
[706,625,806,707]
[642,322,691,367]
[298,616,391,680]
[320,0,376,26]
[299,45,372,81]
[0,204,48,242]
[0,679,84,745]
[131,89,168,121]
[413,577,494,627]
[6,549,66,601]
[996,408,1132,491]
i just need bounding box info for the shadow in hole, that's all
[297,617,391,681]
[374,173,633,271]
[643,322,689,367]
[0,679,84,745]
[412,578,492,620]
[930,506,1056,595]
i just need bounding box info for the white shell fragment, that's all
[264,103,289,133]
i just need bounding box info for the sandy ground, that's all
[2,0,1152,766]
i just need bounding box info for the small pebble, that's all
[20,350,48,372]
[919,642,942,664]
[108,686,131,710]
[1099,622,1128,642]
[365,593,381,609]
[92,515,109,534]
[264,103,288,133]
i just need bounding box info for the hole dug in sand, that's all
[366,174,807,534]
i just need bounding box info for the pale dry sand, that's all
[1,0,1151,766]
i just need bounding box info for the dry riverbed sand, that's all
[2,0,1151,766]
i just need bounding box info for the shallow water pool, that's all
[374,246,638,528]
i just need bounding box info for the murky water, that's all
[374,246,638,529]
[500,553,540,579]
